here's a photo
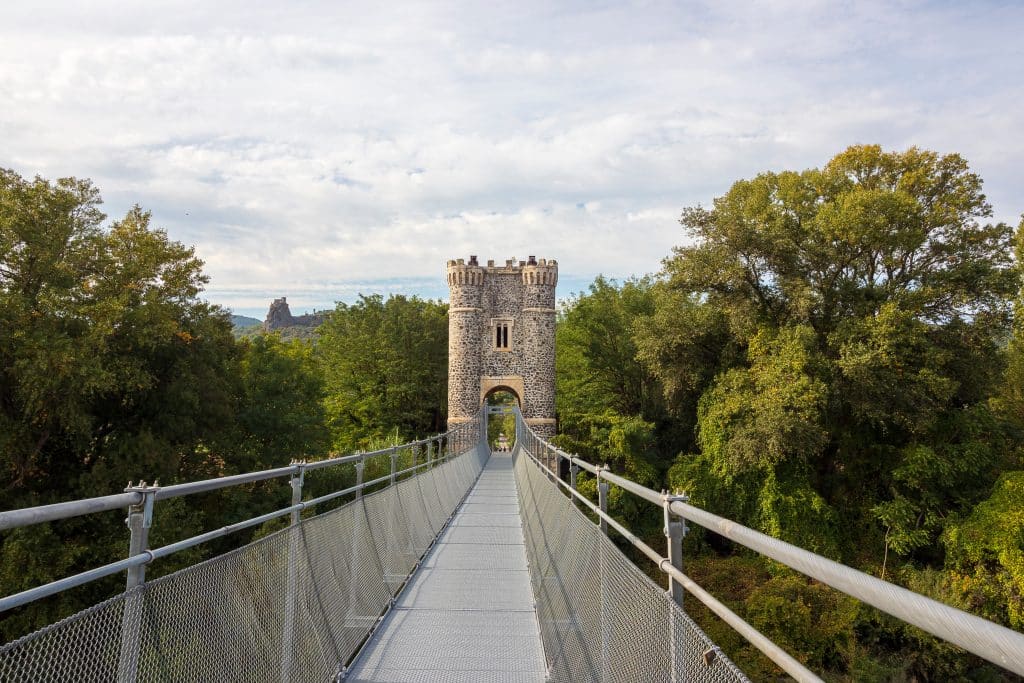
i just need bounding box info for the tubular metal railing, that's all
[7,403,1023,682]
[514,410,1024,680]
[0,411,489,681]
[513,418,750,682]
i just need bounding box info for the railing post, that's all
[595,466,611,680]
[390,447,398,485]
[289,460,306,525]
[355,452,365,499]
[426,440,433,469]
[663,491,688,607]
[124,482,158,590]
[569,460,579,508]
[348,454,367,630]
[663,490,688,683]
[280,461,306,682]
[481,408,488,451]
[118,481,158,683]
[597,465,610,535]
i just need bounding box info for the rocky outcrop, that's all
[264,297,293,330]
[263,297,327,331]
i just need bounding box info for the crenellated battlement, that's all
[446,257,485,286]
[521,260,558,286]
[447,255,558,286]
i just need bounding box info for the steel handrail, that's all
[1,429,461,531]
[0,415,481,615]
[0,492,144,531]
[518,441,821,682]
[515,412,1024,677]
[669,497,1024,675]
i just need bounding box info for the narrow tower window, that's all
[492,318,512,350]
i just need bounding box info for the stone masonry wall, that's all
[447,256,557,439]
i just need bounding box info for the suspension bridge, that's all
[1,406,1023,681]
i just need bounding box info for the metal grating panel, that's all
[347,453,546,682]
[437,525,525,546]
[395,568,535,611]
[422,543,528,570]
[451,513,524,527]
[0,430,491,683]
[514,445,750,683]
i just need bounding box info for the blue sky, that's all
[2,0,1022,318]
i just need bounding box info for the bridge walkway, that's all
[347,451,546,682]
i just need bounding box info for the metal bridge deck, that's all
[346,451,546,682]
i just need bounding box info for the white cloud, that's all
[1,0,1021,316]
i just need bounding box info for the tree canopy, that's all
[635,145,1019,561]
[3,150,1023,679]
[564,147,1024,678]
[316,293,448,452]
[0,170,239,507]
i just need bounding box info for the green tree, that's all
[646,145,1017,560]
[235,334,330,471]
[557,276,661,417]
[633,285,738,426]
[665,145,1014,339]
[0,170,241,506]
[316,294,448,451]
[554,277,685,488]
[0,170,244,638]
[669,326,839,555]
[942,470,1024,629]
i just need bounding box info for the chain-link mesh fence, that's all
[514,447,750,683]
[0,427,488,682]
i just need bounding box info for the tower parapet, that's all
[446,258,485,307]
[521,257,558,287]
[446,257,485,287]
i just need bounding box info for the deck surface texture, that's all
[347,452,546,682]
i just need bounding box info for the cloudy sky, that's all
[2,1,1022,317]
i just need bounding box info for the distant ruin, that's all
[263,297,327,331]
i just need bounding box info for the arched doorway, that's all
[484,387,519,452]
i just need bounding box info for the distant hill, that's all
[230,314,262,329]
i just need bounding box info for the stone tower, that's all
[447,255,557,438]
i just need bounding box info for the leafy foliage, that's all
[943,471,1024,628]
[3,149,1024,679]
[0,170,249,637]
[745,574,860,671]
[647,145,1017,559]
[554,277,678,476]
[559,148,1024,678]
[235,334,330,470]
[317,294,448,452]
[0,169,239,507]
